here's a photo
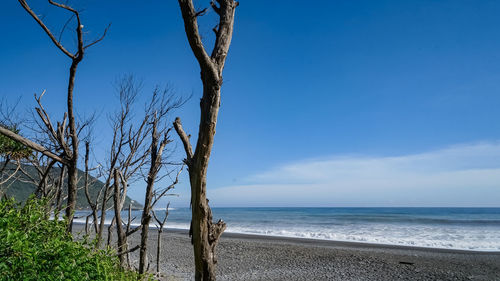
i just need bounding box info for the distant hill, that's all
[1,162,142,210]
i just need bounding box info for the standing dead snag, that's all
[83,141,100,235]
[113,168,127,267]
[174,0,238,280]
[95,76,161,247]
[0,0,110,232]
[139,116,172,275]
[132,85,185,275]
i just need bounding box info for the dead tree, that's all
[0,1,109,232]
[136,88,185,274]
[113,168,128,267]
[53,164,67,217]
[125,203,137,267]
[83,141,100,235]
[1,105,64,208]
[94,77,146,246]
[0,118,30,192]
[86,77,184,271]
[152,203,170,275]
[138,116,172,275]
[174,0,238,279]
[94,77,161,246]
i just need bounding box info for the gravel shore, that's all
[74,225,500,280]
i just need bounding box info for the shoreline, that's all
[73,224,500,280]
[74,222,500,254]
[163,227,500,254]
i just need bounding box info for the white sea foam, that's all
[222,224,500,251]
[71,208,500,251]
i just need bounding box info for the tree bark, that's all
[138,156,154,274]
[186,79,227,281]
[156,228,162,273]
[65,60,81,233]
[175,1,237,280]
[16,0,108,233]
[54,165,66,218]
[97,177,113,246]
[139,119,168,274]
[83,142,99,234]
[113,169,127,267]
[152,203,169,274]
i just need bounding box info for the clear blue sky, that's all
[1,0,500,207]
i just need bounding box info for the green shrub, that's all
[0,197,146,281]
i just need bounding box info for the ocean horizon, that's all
[75,207,500,252]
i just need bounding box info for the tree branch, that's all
[0,126,68,165]
[84,23,111,49]
[210,1,221,15]
[173,117,193,164]
[177,0,215,74]
[118,245,140,256]
[18,0,74,59]
[194,8,208,17]
[211,0,239,70]
[0,160,21,186]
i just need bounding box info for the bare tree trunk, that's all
[66,158,78,232]
[138,173,153,273]
[97,180,112,246]
[152,203,169,275]
[156,228,162,274]
[113,169,127,267]
[91,207,99,234]
[139,117,171,275]
[15,0,109,233]
[65,59,80,233]
[85,215,90,235]
[126,203,133,267]
[175,1,237,280]
[107,216,116,247]
[126,203,133,268]
[188,166,226,280]
[54,165,66,218]
[83,142,99,234]
[139,123,158,275]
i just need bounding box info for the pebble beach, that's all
[116,228,500,281]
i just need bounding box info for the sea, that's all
[74,207,500,251]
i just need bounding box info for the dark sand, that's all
[74,225,500,280]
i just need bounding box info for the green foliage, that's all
[0,126,32,160]
[0,196,148,281]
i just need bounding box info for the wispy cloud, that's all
[210,142,500,207]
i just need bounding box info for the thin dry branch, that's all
[18,0,74,58]
[152,166,183,208]
[0,160,21,186]
[84,23,111,49]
